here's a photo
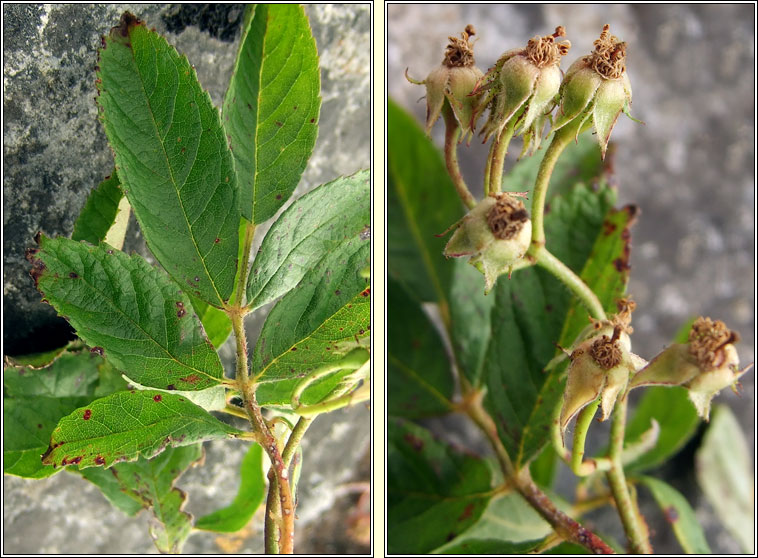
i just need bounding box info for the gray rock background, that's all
[389,3,754,554]
[3,3,370,554]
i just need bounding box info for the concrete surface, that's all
[3,3,370,554]
[389,3,754,554]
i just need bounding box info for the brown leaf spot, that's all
[664,506,678,523]
[153,394,162,402]
[94,455,106,465]
[275,121,283,127]
[83,409,92,420]
[179,374,201,384]
[90,346,105,357]
[403,432,424,451]
[458,503,475,522]
[68,272,79,278]
[177,308,187,318]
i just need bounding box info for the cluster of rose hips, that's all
[407,24,750,431]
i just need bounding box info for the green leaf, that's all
[695,405,754,553]
[435,538,542,554]
[388,277,454,419]
[41,390,241,469]
[30,236,226,392]
[97,14,240,307]
[387,98,463,306]
[122,374,226,413]
[3,343,68,369]
[224,4,321,223]
[624,386,699,472]
[195,442,266,532]
[3,351,125,479]
[188,295,232,349]
[388,419,492,554]
[79,444,203,553]
[484,182,635,467]
[530,444,557,489]
[638,476,711,554]
[432,490,556,552]
[253,238,370,407]
[541,541,592,554]
[72,170,131,250]
[449,259,495,387]
[246,170,370,310]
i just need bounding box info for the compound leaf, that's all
[388,419,492,554]
[253,237,369,407]
[224,4,321,223]
[247,170,370,311]
[195,442,266,532]
[79,443,203,553]
[97,13,240,307]
[41,390,241,469]
[30,235,225,392]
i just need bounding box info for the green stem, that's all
[534,247,606,321]
[442,104,476,209]
[551,398,611,476]
[483,138,495,197]
[529,129,572,246]
[606,393,652,553]
[488,119,516,194]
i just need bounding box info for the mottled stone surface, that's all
[3,3,370,554]
[389,4,753,554]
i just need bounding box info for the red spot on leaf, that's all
[37,423,43,429]
[69,456,82,465]
[361,288,370,297]
[214,237,220,243]
[664,506,679,523]
[403,432,424,451]
[458,503,474,522]
[179,374,201,384]
[90,346,104,357]
[153,394,162,402]
[83,409,92,420]
[275,121,283,127]
[166,384,176,390]
[68,272,79,278]
[310,118,315,123]
[94,455,105,465]
[290,347,297,352]
[276,194,282,200]
[177,308,187,318]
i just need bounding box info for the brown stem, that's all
[462,391,614,554]
[517,468,615,554]
[442,104,476,209]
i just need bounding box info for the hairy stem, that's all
[442,104,476,209]
[463,391,613,554]
[607,393,652,553]
[488,119,516,194]
[516,468,615,554]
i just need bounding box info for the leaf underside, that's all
[71,171,125,246]
[79,443,203,553]
[247,170,370,311]
[253,238,370,407]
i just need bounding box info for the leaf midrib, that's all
[119,27,226,306]
[45,246,220,385]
